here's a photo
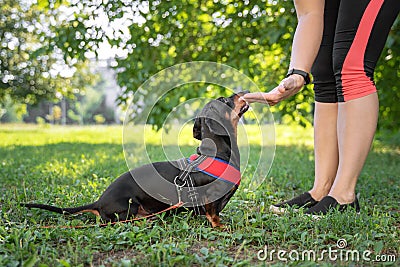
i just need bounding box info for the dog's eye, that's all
[217,97,234,108]
[224,99,234,108]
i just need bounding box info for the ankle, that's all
[308,189,328,202]
[309,182,334,201]
[328,191,356,205]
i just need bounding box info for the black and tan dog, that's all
[22,93,249,228]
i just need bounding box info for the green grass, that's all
[0,124,399,266]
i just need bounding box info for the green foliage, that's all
[0,0,97,106]
[93,114,106,124]
[0,95,27,122]
[50,105,62,122]
[73,86,105,124]
[375,17,400,130]
[0,125,399,265]
[2,0,399,129]
[67,75,117,125]
[39,0,312,128]
[0,0,52,103]
[35,116,46,125]
[43,0,399,130]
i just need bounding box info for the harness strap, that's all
[188,154,241,186]
[174,155,207,215]
[174,154,207,186]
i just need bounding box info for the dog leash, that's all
[37,201,184,229]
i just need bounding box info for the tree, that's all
[46,0,309,128]
[13,0,400,129]
[375,18,400,130]
[0,0,96,106]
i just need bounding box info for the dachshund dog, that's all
[22,92,249,228]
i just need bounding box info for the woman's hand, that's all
[243,74,305,106]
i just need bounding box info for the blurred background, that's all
[1,0,399,130]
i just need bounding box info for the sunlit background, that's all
[1,0,398,130]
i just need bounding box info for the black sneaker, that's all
[269,192,319,214]
[304,195,360,218]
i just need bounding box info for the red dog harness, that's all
[188,154,241,186]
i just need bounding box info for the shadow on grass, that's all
[1,140,398,209]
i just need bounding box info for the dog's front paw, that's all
[211,222,224,228]
[206,213,228,229]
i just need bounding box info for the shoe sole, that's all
[270,205,361,218]
[305,213,322,220]
[269,205,299,215]
[305,211,361,220]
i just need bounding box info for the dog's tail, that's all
[21,202,99,216]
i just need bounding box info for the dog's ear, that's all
[193,116,202,140]
[205,114,229,136]
[204,101,231,136]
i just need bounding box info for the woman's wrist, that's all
[286,69,311,85]
[281,74,306,91]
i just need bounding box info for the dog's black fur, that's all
[22,93,249,227]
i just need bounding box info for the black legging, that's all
[311,0,399,103]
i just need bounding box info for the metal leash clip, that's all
[174,175,186,203]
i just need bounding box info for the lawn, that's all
[0,124,399,266]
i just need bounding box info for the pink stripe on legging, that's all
[341,0,384,101]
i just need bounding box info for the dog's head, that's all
[193,92,249,140]
[193,92,249,163]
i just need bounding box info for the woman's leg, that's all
[329,93,378,203]
[269,0,340,213]
[329,0,399,204]
[309,102,338,201]
[269,101,340,213]
[308,0,341,201]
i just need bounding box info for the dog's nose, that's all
[236,90,250,96]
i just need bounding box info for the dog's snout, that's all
[235,90,250,97]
